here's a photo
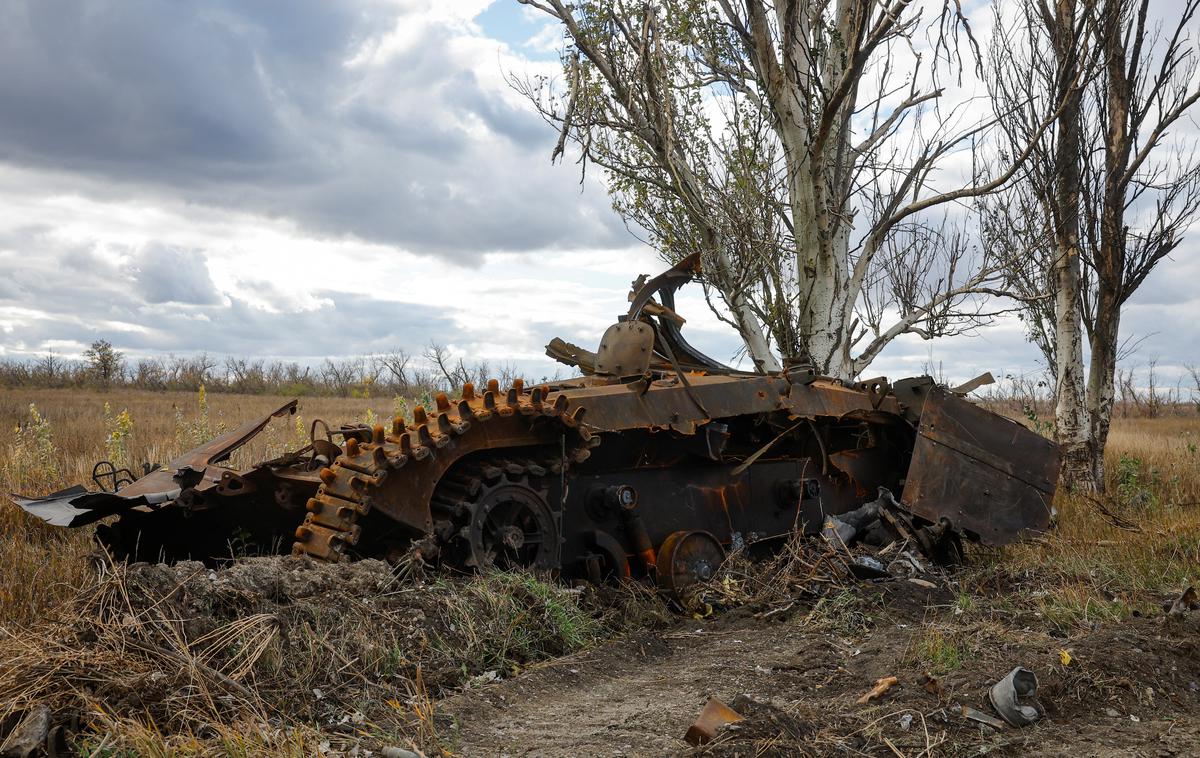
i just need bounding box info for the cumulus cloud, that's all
[127,245,222,305]
[0,230,459,359]
[0,0,624,259]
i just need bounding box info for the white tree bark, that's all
[518,0,1051,379]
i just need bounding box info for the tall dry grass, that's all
[969,415,1200,628]
[0,388,405,627]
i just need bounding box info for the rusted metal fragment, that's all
[949,371,996,396]
[856,675,899,705]
[545,337,598,373]
[903,387,1060,545]
[685,697,744,745]
[551,374,897,434]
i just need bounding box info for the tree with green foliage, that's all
[84,339,124,385]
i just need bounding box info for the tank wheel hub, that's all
[656,530,725,596]
[446,465,560,571]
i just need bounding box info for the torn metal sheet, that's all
[12,400,298,529]
[902,386,1060,545]
[12,485,182,528]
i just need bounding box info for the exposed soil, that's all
[438,581,1200,757]
[3,556,1198,757]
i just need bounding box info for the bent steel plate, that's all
[12,400,298,526]
[903,387,1060,545]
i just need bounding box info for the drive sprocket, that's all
[431,457,561,570]
[291,380,593,564]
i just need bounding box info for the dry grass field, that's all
[1,387,1197,755]
[1,389,407,628]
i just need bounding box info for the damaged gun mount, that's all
[14,254,1060,592]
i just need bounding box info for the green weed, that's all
[173,385,225,449]
[103,403,134,468]
[4,403,59,490]
[912,624,967,673]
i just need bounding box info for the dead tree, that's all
[424,342,471,390]
[515,0,1058,377]
[987,0,1200,491]
[984,0,1095,486]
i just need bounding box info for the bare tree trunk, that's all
[1084,0,1133,494]
[1049,0,1092,490]
[1054,262,1090,486]
[1085,289,1121,489]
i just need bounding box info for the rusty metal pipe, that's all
[618,493,656,573]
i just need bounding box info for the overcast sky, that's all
[0,0,1196,388]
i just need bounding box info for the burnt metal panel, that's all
[903,387,1060,545]
[594,321,655,377]
[554,374,898,434]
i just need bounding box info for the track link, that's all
[292,380,593,562]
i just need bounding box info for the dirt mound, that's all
[0,555,639,755]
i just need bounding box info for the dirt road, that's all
[440,582,1200,757]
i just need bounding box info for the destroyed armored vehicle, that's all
[15,255,1060,590]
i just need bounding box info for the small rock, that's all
[898,714,913,731]
[381,748,420,758]
[0,704,50,758]
[1129,714,1141,722]
[1104,708,1120,718]
[468,670,500,688]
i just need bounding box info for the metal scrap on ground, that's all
[14,254,1061,594]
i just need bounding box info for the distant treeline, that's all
[978,362,1200,421]
[3,340,1196,419]
[0,340,537,398]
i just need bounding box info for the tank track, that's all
[293,380,591,563]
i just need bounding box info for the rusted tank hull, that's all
[11,255,1061,584]
[13,373,1057,577]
